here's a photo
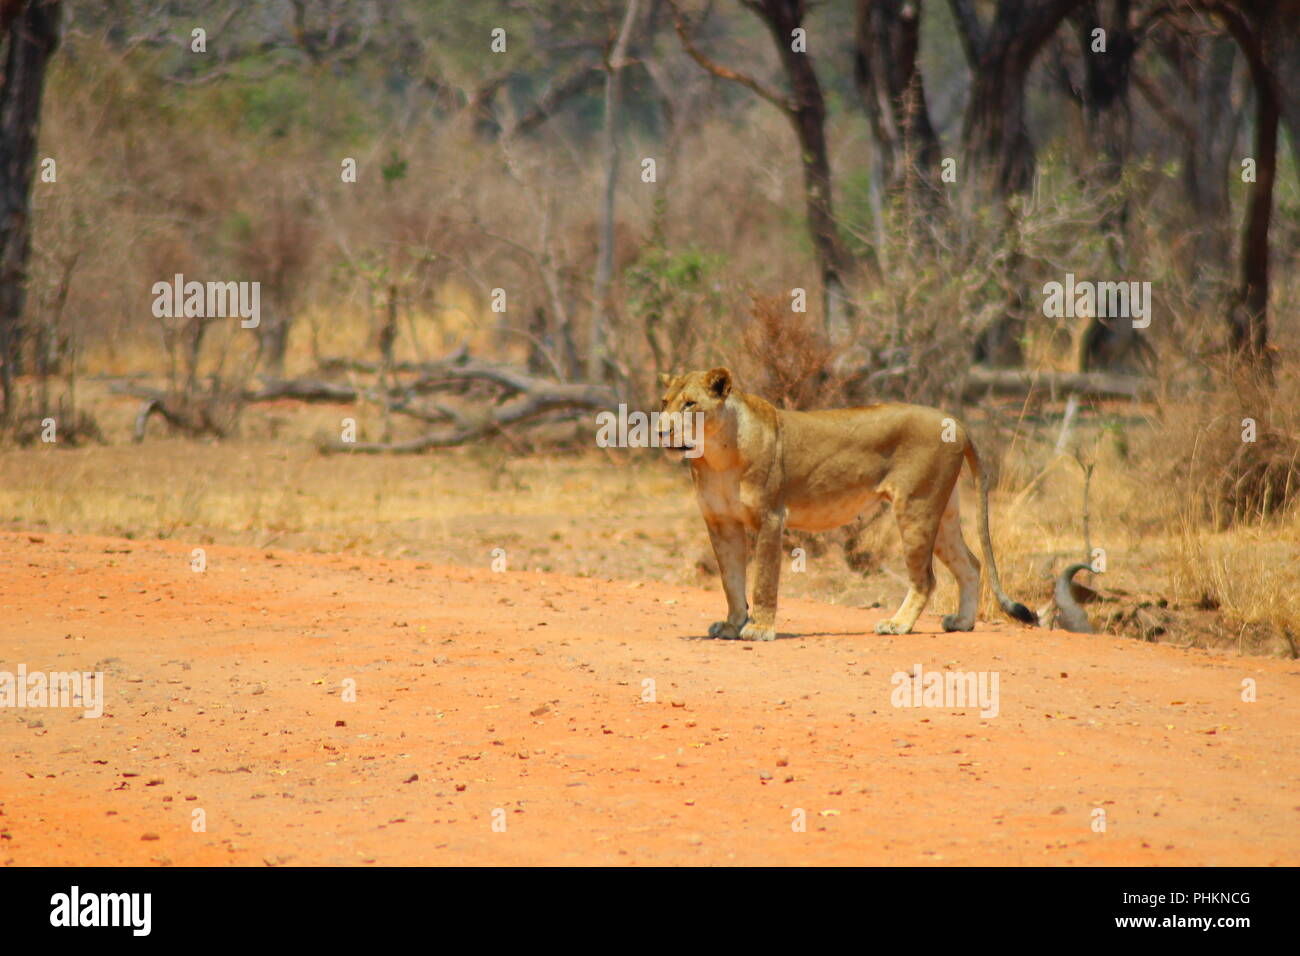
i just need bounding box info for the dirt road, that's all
[1,531,1296,866]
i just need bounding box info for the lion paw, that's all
[739,621,776,642]
[874,619,910,635]
[708,621,742,640]
[941,614,975,632]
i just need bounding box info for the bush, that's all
[1153,366,1300,528]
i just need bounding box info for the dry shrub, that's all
[230,187,319,373]
[842,207,1011,410]
[1151,363,1300,528]
[1217,429,1300,524]
[10,406,103,447]
[737,293,843,409]
[1168,518,1300,657]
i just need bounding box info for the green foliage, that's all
[381,150,409,185]
[624,199,726,372]
[230,73,309,138]
[1100,418,1131,461]
[202,68,373,144]
[627,244,721,295]
[216,210,256,254]
[625,245,724,324]
[837,166,878,263]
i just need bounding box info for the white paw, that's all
[739,621,776,642]
[874,619,909,635]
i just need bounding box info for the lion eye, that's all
[683,401,696,410]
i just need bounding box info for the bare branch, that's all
[514,61,605,134]
[1131,69,1198,143]
[666,0,794,114]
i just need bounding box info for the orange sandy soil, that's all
[1,530,1296,866]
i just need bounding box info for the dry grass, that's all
[7,380,1296,656]
[1169,519,1300,655]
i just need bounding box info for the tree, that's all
[1055,1,1151,372]
[1135,19,1242,278]
[1207,0,1290,369]
[671,0,858,339]
[590,0,642,382]
[853,0,942,200]
[950,0,1089,195]
[0,0,61,421]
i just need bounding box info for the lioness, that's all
[658,367,1035,640]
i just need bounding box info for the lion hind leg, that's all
[875,496,940,636]
[933,486,980,632]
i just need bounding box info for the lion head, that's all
[656,367,734,459]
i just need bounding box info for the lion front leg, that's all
[875,495,939,635]
[704,517,749,639]
[740,510,784,642]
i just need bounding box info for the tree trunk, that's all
[1212,0,1289,368]
[963,63,1033,195]
[0,0,61,421]
[1230,47,1277,363]
[1070,1,1148,372]
[589,0,640,382]
[1183,36,1240,274]
[949,0,1085,369]
[853,0,941,199]
[1274,18,1300,176]
[1075,0,1136,218]
[752,0,855,340]
[954,0,1087,196]
[258,306,292,375]
[671,0,860,337]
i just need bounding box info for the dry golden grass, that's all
[7,382,1296,656]
[1169,520,1300,653]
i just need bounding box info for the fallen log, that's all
[244,378,359,403]
[317,344,468,376]
[113,353,619,451]
[961,367,1151,400]
[321,382,616,454]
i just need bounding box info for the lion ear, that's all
[658,372,674,388]
[705,367,732,399]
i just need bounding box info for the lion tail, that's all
[963,439,1036,625]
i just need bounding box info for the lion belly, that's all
[785,490,883,533]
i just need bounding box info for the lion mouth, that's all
[658,442,696,463]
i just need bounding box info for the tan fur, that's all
[659,367,1033,640]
